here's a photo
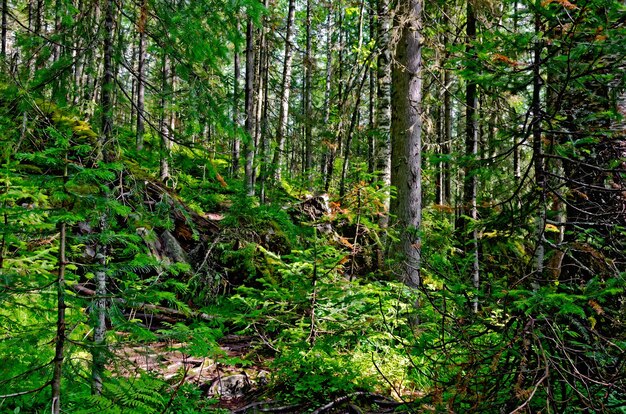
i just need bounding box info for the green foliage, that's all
[225,236,417,404]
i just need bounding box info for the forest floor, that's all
[114,334,409,413]
[115,335,271,411]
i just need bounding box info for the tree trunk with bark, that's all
[1,0,7,58]
[377,0,392,228]
[136,0,147,151]
[232,22,241,177]
[160,54,172,183]
[391,0,423,291]
[303,0,313,182]
[463,0,480,312]
[532,7,545,278]
[272,0,296,183]
[100,0,114,162]
[51,208,67,413]
[244,18,256,196]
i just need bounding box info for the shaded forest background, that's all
[0,0,625,412]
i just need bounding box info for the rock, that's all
[208,374,251,398]
[161,230,188,264]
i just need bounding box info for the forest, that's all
[0,0,625,412]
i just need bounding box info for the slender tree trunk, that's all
[532,5,545,277]
[33,0,43,37]
[321,9,333,180]
[51,174,67,414]
[272,0,296,182]
[1,0,7,58]
[377,0,392,227]
[92,227,107,395]
[255,6,269,200]
[93,0,114,394]
[339,71,368,197]
[324,8,345,191]
[303,0,313,182]
[367,2,376,175]
[244,18,256,196]
[160,54,171,182]
[463,0,480,312]
[136,0,147,151]
[100,0,114,162]
[52,0,62,62]
[443,69,452,205]
[51,221,66,413]
[438,3,452,207]
[232,24,241,177]
[391,0,423,292]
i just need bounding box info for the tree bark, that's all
[532,6,545,278]
[439,2,453,206]
[92,235,107,395]
[303,0,313,182]
[51,218,67,413]
[272,0,296,183]
[340,70,369,197]
[244,17,255,196]
[232,22,241,177]
[321,8,333,180]
[324,8,345,191]
[100,0,114,162]
[136,0,147,151]
[367,1,376,175]
[391,0,423,291]
[1,0,7,58]
[463,0,480,312]
[377,0,392,228]
[160,53,171,182]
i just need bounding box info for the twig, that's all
[510,366,549,414]
[0,380,51,399]
[232,401,303,413]
[311,391,395,414]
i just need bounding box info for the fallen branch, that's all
[0,380,51,399]
[232,401,304,413]
[311,391,399,414]
[72,284,214,322]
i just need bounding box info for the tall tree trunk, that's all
[391,0,423,292]
[160,54,171,182]
[443,69,452,205]
[324,8,345,191]
[51,158,68,413]
[92,0,114,395]
[377,0,392,227]
[51,221,66,414]
[136,0,147,151]
[244,18,256,196]
[321,8,333,180]
[340,70,368,197]
[303,0,313,182]
[367,1,376,175]
[437,3,452,206]
[532,6,545,278]
[272,0,296,182]
[92,224,107,395]
[100,0,114,162]
[1,0,7,58]
[463,0,480,312]
[231,23,241,177]
[255,5,269,201]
